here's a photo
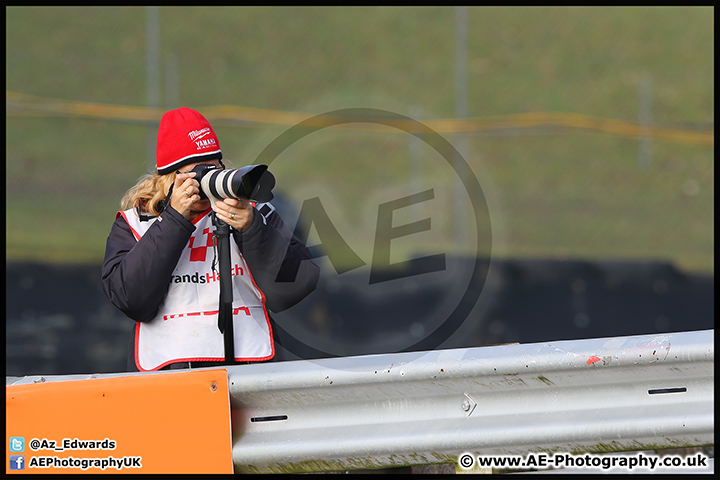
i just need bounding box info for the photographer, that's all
[101,107,319,372]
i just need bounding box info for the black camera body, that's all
[189,163,275,204]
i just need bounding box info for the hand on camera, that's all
[213,198,254,232]
[170,171,202,220]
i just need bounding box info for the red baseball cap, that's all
[156,107,223,175]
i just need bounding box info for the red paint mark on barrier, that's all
[586,355,602,365]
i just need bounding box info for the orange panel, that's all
[6,369,233,474]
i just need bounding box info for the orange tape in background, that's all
[6,91,714,146]
[6,369,233,474]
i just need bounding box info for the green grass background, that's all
[6,6,714,272]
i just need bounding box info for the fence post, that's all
[146,6,161,170]
[638,72,653,168]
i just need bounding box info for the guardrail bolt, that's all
[461,400,471,412]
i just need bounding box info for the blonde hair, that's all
[120,171,175,217]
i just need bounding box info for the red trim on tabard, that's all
[242,259,276,362]
[191,208,212,224]
[129,208,275,371]
[134,318,275,372]
[118,211,142,241]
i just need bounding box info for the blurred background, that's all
[6,6,713,376]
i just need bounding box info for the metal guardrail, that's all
[227,329,713,473]
[7,329,713,474]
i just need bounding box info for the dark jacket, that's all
[101,203,319,371]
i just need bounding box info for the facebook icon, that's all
[10,455,25,470]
